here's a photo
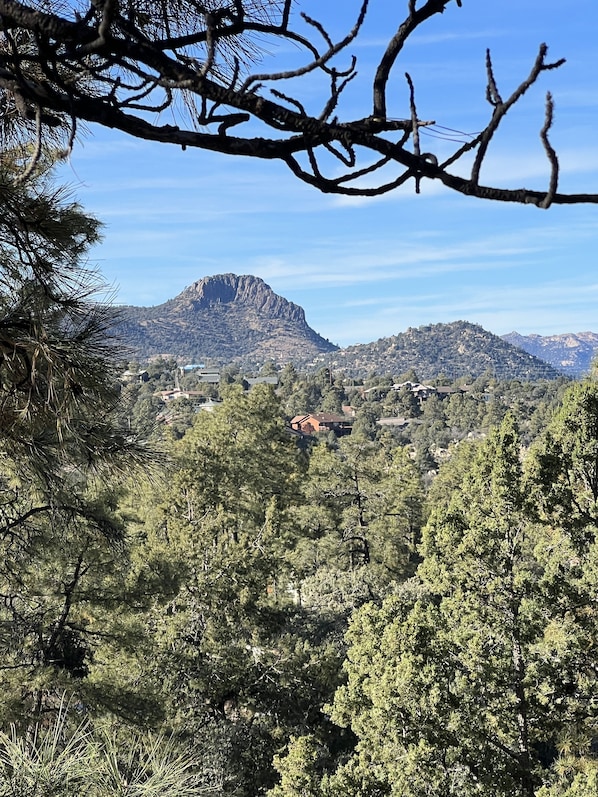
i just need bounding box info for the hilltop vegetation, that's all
[329,320,563,380]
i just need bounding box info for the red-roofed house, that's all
[290,412,352,436]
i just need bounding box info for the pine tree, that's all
[132,385,323,794]
[0,151,156,726]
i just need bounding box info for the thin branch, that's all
[12,103,41,185]
[471,44,566,187]
[539,91,558,209]
[406,72,421,193]
[485,48,503,106]
[241,0,368,92]
[319,67,357,123]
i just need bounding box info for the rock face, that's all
[178,274,305,323]
[502,331,598,377]
[116,274,337,365]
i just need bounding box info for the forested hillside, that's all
[7,361,598,795]
[330,321,563,380]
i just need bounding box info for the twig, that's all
[406,72,421,193]
[539,92,558,209]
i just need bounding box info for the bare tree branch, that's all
[471,44,565,187]
[539,92,558,209]
[0,0,595,205]
[406,72,421,193]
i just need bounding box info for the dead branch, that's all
[539,92,558,209]
[0,0,595,206]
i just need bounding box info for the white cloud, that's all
[320,278,598,346]
[249,225,575,291]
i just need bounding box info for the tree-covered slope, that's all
[327,321,563,380]
[115,279,564,381]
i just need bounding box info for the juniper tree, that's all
[274,412,598,796]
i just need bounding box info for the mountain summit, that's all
[116,277,572,380]
[116,274,337,364]
[327,321,563,380]
[177,274,305,321]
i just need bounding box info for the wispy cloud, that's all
[250,223,587,291]
[322,278,598,346]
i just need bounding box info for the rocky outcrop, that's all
[178,274,305,323]
[116,274,337,365]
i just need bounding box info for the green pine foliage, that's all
[0,705,207,796]
[0,153,162,729]
[2,150,598,797]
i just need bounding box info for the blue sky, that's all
[58,0,598,348]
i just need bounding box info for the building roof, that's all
[310,412,350,423]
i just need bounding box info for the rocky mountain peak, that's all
[501,331,598,376]
[117,273,335,365]
[177,274,305,323]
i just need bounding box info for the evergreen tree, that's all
[0,152,156,727]
[297,414,598,796]
[528,381,598,545]
[294,438,422,594]
[133,385,347,794]
[0,150,142,477]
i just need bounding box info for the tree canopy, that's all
[272,407,598,796]
[0,0,597,206]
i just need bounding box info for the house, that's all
[377,416,410,429]
[246,376,279,387]
[290,412,352,436]
[179,366,220,384]
[155,388,219,410]
[392,381,436,401]
[121,368,149,383]
[196,371,221,384]
[435,385,466,399]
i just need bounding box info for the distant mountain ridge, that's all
[501,331,598,377]
[115,274,570,380]
[116,274,338,365]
